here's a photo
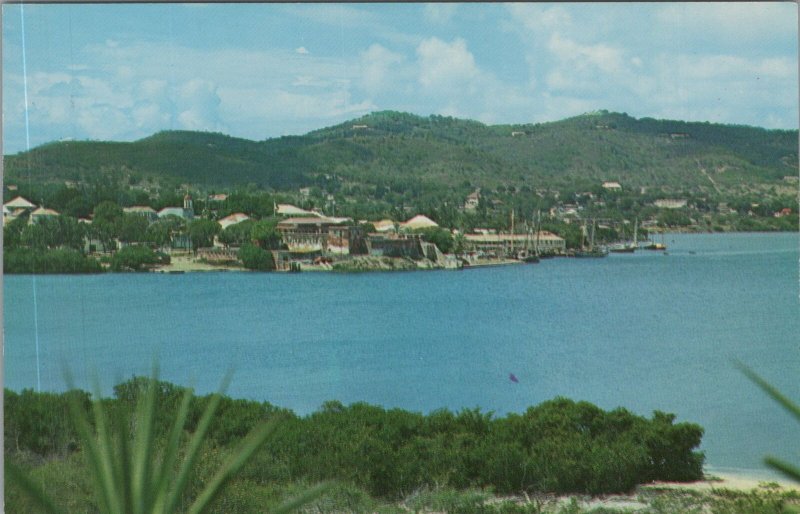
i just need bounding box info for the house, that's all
[464,190,481,211]
[774,208,793,218]
[4,196,36,210]
[400,214,439,231]
[123,206,159,222]
[654,199,688,209]
[602,181,622,191]
[276,204,322,217]
[299,187,312,197]
[371,219,398,233]
[366,233,424,259]
[276,216,353,254]
[158,207,193,220]
[218,212,250,230]
[511,131,525,137]
[29,207,60,224]
[208,193,229,203]
[464,231,566,257]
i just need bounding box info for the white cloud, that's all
[423,4,457,25]
[295,46,309,55]
[359,43,406,95]
[416,37,479,90]
[506,4,572,34]
[655,3,797,45]
[547,33,626,75]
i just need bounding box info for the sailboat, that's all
[609,218,638,253]
[643,227,667,250]
[517,215,540,263]
[575,219,608,257]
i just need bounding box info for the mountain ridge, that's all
[5,110,797,196]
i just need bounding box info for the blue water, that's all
[4,232,799,473]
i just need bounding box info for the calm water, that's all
[4,232,799,474]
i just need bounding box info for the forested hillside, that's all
[5,110,797,197]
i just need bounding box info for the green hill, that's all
[5,110,797,197]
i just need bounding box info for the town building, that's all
[276,216,359,255]
[400,214,439,231]
[464,231,566,257]
[29,207,60,224]
[275,204,322,217]
[123,206,159,222]
[218,213,250,230]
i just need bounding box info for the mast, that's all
[510,209,515,255]
[633,217,638,248]
[535,210,541,256]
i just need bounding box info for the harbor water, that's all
[4,232,799,474]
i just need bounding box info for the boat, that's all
[609,218,638,253]
[643,228,667,250]
[574,219,608,258]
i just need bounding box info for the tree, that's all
[217,219,255,247]
[187,219,221,250]
[19,216,86,251]
[92,201,124,250]
[250,219,282,249]
[117,214,149,244]
[416,227,454,253]
[238,243,275,271]
[110,246,164,272]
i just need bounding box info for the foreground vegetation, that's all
[5,378,708,512]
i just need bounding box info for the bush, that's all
[3,248,103,274]
[238,243,275,271]
[109,245,164,272]
[5,382,706,504]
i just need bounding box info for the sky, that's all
[2,2,798,154]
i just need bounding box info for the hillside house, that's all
[654,199,688,209]
[774,208,793,218]
[602,181,622,191]
[464,190,481,211]
[4,196,36,210]
[29,207,60,224]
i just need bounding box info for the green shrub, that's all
[237,244,275,271]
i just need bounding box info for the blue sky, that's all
[3,3,797,154]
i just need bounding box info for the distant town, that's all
[4,175,796,274]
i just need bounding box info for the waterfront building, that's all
[464,231,566,257]
[276,216,356,254]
